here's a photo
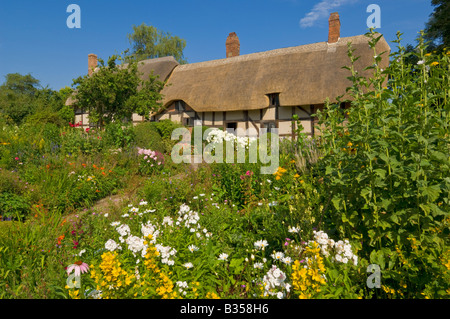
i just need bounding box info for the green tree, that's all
[71,53,165,129]
[424,0,450,49]
[0,73,41,125]
[126,23,187,64]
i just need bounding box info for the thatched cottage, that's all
[68,12,390,137]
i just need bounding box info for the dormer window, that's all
[175,100,185,112]
[268,93,280,107]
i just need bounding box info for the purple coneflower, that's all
[66,261,89,277]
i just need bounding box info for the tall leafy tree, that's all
[0,73,41,124]
[71,53,165,129]
[127,23,187,64]
[424,0,450,49]
[0,73,74,126]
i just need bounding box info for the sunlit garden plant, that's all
[314,29,449,298]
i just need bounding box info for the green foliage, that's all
[424,0,450,49]
[103,122,135,149]
[315,30,450,298]
[0,210,71,298]
[151,119,184,153]
[137,148,165,176]
[72,54,165,128]
[133,121,165,152]
[0,74,70,127]
[126,23,187,64]
[0,192,30,221]
[60,128,103,156]
[152,119,183,140]
[23,107,67,127]
[0,73,40,125]
[1,27,448,300]
[0,73,40,95]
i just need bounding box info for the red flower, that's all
[86,128,90,133]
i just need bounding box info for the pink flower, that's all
[14,157,19,160]
[66,261,89,277]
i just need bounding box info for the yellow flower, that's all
[430,61,439,67]
[294,174,300,178]
[206,291,220,299]
[68,289,80,299]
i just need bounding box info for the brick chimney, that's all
[226,32,240,58]
[328,12,340,44]
[88,53,98,76]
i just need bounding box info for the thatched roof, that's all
[160,34,390,112]
[135,56,179,82]
[65,56,179,106]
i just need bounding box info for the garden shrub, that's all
[103,122,135,150]
[23,107,67,127]
[133,121,165,152]
[153,119,184,153]
[152,119,183,140]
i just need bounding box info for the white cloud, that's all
[299,0,358,28]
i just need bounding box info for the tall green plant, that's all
[315,30,449,298]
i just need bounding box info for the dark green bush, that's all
[133,122,164,152]
[24,107,66,127]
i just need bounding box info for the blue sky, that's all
[0,0,435,90]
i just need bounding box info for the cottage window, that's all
[268,93,280,107]
[175,100,185,112]
[226,122,237,132]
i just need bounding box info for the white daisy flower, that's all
[188,245,199,253]
[254,240,269,250]
[218,253,229,261]
[183,262,193,269]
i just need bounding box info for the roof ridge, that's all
[176,35,368,71]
